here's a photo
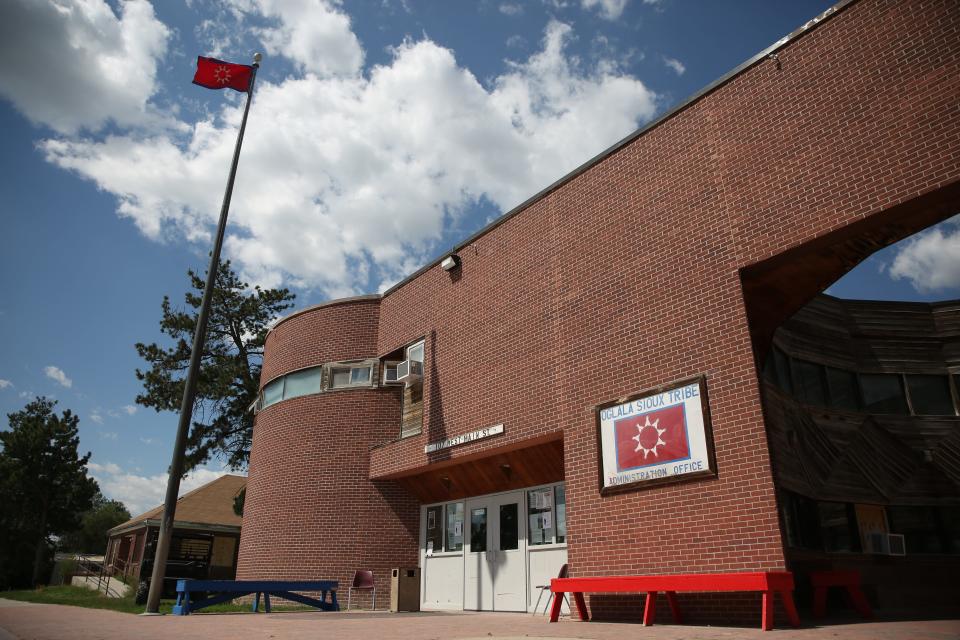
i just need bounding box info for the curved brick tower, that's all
[235,296,419,607]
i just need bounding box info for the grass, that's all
[1,585,174,614]
[0,585,312,615]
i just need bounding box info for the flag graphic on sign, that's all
[614,404,690,471]
[192,56,254,92]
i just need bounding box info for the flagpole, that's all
[144,52,261,615]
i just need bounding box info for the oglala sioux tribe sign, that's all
[596,376,716,493]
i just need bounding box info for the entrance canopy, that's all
[389,435,564,503]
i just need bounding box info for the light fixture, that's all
[440,254,461,271]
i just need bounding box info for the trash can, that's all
[390,567,420,612]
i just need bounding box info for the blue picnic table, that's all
[172,579,339,615]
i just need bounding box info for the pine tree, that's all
[135,260,295,471]
[0,398,99,587]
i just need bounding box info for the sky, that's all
[1,0,958,516]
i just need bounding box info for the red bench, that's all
[549,572,801,631]
[810,570,872,619]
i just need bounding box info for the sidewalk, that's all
[0,599,957,640]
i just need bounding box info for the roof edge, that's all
[108,519,243,536]
[820,292,960,308]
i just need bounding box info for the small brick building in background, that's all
[107,475,245,590]
[236,0,960,624]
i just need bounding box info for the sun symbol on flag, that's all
[213,65,231,84]
[632,416,667,459]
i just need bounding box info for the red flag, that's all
[614,404,690,471]
[193,56,253,93]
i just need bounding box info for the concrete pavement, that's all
[0,599,958,640]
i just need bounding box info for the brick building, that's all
[107,475,245,592]
[236,0,960,623]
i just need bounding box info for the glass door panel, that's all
[499,503,518,550]
[470,508,487,552]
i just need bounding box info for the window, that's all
[887,506,943,554]
[906,375,955,415]
[262,377,284,408]
[826,367,860,412]
[424,502,464,554]
[859,373,909,415]
[445,503,464,552]
[328,363,374,389]
[791,359,827,406]
[350,366,371,385]
[331,368,350,387]
[527,487,554,546]
[283,367,321,400]
[555,485,567,543]
[818,502,860,552]
[425,505,443,554]
[526,484,566,546]
[941,506,960,554]
[885,506,960,555]
[780,491,822,550]
[407,340,424,363]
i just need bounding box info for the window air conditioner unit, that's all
[396,359,423,384]
[865,532,906,556]
[382,362,401,385]
[887,533,906,556]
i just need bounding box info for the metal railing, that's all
[70,554,126,598]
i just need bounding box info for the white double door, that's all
[463,491,527,611]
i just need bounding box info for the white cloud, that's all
[124,405,138,416]
[0,379,12,390]
[90,410,104,425]
[662,55,685,75]
[19,390,35,399]
[581,0,628,20]
[888,215,960,293]
[98,430,118,440]
[41,17,658,296]
[139,437,157,445]
[89,461,123,475]
[506,34,526,48]
[499,3,524,16]
[0,0,171,134]
[88,461,242,515]
[224,0,363,77]
[44,366,73,388]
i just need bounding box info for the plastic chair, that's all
[347,570,376,610]
[533,564,570,615]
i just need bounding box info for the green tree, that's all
[135,260,295,471]
[0,398,99,587]
[58,491,131,554]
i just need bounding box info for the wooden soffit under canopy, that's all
[393,435,565,504]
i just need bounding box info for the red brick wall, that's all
[238,299,420,607]
[368,0,960,621]
[259,295,381,384]
[241,0,960,624]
